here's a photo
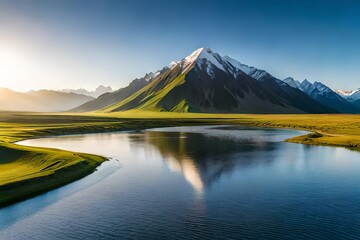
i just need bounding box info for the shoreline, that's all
[0,117,215,208]
[0,112,359,208]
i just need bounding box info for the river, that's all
[1,125,360,239]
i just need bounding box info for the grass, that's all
[101,64,190,112]
[0,111,360,208]
[0,142,105,207]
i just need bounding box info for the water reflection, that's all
[128,126,287,193]
[3,126,360,239]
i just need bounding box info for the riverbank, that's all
[95,111,360,151]
[0,112,217,207]
[1,111,359,208]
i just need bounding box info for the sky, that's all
[0,0,359,92]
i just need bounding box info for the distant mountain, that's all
[338,89,360,101]
[336,89,354,97]
[60,85,113,98]
[221,56,333,113]
[96,48,333,114]
[282,78,358,113]
[0,88,94,112]
[337,89,360,112]
[71,67,169,112]
[283,77,301,89]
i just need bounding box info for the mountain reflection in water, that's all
[128,126,283,193]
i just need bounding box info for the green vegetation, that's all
[1,111,360,208]
[101,64,191,112]
[227,114,360,150]
[0,142,104,207]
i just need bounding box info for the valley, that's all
[1,111,360,208]
[1,47,360,208]
[2,1,360,238]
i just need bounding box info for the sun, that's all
[0,47,22,79]
[0,46,32,91]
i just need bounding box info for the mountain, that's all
[71,67,169,112]
[60,85,113,98]
[0,88,94,112]
[337,89,360,112]
[282,78,358,113]
[343,89,360,102]
[97,48,334,114]
[220,56,334,113]
[283,77,301,89]
[222,56,269,80]
[336,89,353,97]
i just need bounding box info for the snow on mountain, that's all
[222,55,269,80]
[299,79,313,93]
[144,71,160,81]
[168,61,179,69]
[283,77,301,89]
[142,65,172,82]
[347,89,360,101]
[180,47,226,74]
[281,79,358,113]
[71,47,338,114]
[197,48,226,71]
[178,48,271,81]
[336,89,360,101]
[295,80,339,97]
[336,90,353,97]
[61,85,113,98]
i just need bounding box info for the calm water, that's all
[1,125,360,239]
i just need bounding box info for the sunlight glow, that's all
[0,45,35,91]
[0,46,21,78]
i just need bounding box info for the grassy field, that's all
[1,111,360,208]
[0,112,218,207]
[105,111,360,150]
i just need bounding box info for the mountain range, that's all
[283,78,359,113]
[1,48,358,114]
[73,48,353,114]
[0,88,94,112]
[336,89,360,112]
[60,85,113,98]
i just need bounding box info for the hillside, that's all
[71,68,168,112]
[0,88,94,112]
[100,48,334,114]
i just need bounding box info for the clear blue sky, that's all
[0,0,359,91]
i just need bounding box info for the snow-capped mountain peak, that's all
[347,89,360,101]
[299,79,313,92]
[222,55,255,75]
[179,48,271,80]
[336,90,353,97]
[283,77,301,89]
[222,55,269,80]
[168,61,179,69]
[180,47,226,73]
[336,89,360,101]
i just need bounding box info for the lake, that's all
[1,125,360,239]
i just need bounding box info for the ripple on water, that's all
[1,126,360,239]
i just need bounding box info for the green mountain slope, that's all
[100,48,334,114]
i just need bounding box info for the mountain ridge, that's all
[0,88,94,112]
[282,77,359,113]
[60,85,113,98]
[96,48,335,114]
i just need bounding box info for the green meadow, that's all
[1,111,360,208]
